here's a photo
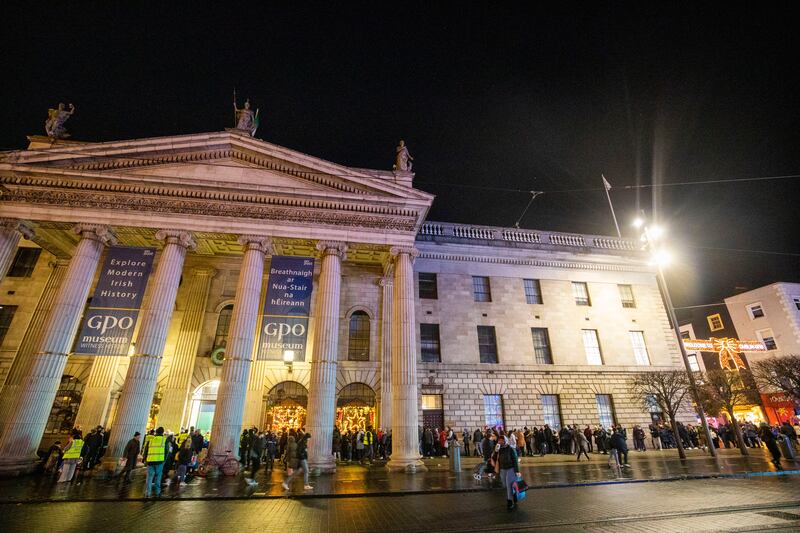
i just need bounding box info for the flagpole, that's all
[602,174,622,238]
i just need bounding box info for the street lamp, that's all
[635,213,717,458]
[283,350,295,373]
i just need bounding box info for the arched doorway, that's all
[336,383,376,433]
[265,381,308,431]
[188,380,219,435]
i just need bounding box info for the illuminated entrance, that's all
[266,381,308,431]
[188,380,219,435]
[336,383,376,432]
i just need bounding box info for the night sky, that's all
[3,4,799,310]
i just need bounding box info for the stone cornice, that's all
[417,251,649,273]
[1,187,417,231]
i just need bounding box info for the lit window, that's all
[629,331,650,365]
[572,282,591,306]
[8,248,41,278]
[707,314,724,332]
[541,395,562,430]
[348,311,370,361]
[483,394,505,429]
[618,284,636,308]
[687,354,700,372]
[523,279,543,304]
[582,329,603,365]
[0,305,18,346]
[530,327,552,364]
[418,273,438,300]
[756,328,778,350]
[596,394,616,427]
[213,305,234,350]
[746,303,765,320]
[421,394,443,410]
[420,323,441,362]
[472,276,492,302]
[477,325,498,363]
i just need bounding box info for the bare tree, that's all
[751,354,800,403]
[630,370,692,459]
[697,369,761,456]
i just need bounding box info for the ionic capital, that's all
[0,218,35,240]
[155,229,197,250]
[73,224,117,246]
[378,277,393,288]
[316,240,348,260]
[389,246,420,264]
[237,234,274,254]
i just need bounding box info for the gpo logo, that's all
[87,314,135,335]
[264,322,306,339]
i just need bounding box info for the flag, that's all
[602,175,612,191]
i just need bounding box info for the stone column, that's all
[306,241,346,474]
[242,270,270,429]
[209,236,271,457]
[386,246,425,472]
[157,267,216,432]
[102,230,195,469]
[0,218,34,283]
[0,224,115,474]
[378,275,393,431]
[0,260,69,432]
[73,355,122,431]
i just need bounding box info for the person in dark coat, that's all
[759,423,783,469]
[610,429,630,467]
[119,432,141,482]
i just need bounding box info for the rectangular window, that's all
[523,279,543,304]
[746,303,765,319]
[7,248,41,278]
[418,273,438,299]
[483,394,505,429]
[582,329,603,365]
[421,394,443,410]
[0,305,18,346]
[618,284,636,308]
[541,394,562,430]
[707,313,724,331]
[757,328,778,350]
[420,323,441,362]
[572,281,591,306]
[629,331,651,365]
[530,327,553,364]
[477,325,498,363]
[472,276,492,302]
[687,354,700,372]
[596,394,616,427]
[793,296,800,311]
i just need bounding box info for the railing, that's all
[418,222,637,253]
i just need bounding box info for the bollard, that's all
[449,441,462,471]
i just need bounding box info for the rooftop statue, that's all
[45,103,75,139]
[233,95,259,136]
[394,140,413,172]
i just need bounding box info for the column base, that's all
[308,456,336,476]
[386,456,427,474]
[0,456,39,477]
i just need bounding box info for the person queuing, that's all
[142,426,168,498]
[118,431,141,483]
[57,429,84,483]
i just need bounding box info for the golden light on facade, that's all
[682,337,767,371]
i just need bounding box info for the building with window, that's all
[0,130,692,474]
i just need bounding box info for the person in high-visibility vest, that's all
[142,426,168,497]
[57,429,84,483]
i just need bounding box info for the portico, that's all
[0,131,433,475]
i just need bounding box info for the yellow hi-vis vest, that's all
[177,433,189,447]
[145,435,166,462]
[63,439,83,459]
[365,431,373,445]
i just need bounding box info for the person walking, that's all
[57,429,84,483]
[143,426,168,498]
[759,423,783,469]
[575,430,591,461]
[496,435,521,510]
[245,430,265,486]
[283,432,313,491]
[119,432,141,482]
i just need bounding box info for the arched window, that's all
[348,310,370,361]
[213,304,234,350]
[45,375,84,434]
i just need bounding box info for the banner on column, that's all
[258,255,315,361]
[75,247,156,356]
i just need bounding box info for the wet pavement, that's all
[2,476,800,532]
[1,447,797,503]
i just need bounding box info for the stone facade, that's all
[0,131,695,472]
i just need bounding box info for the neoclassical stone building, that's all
[0,131,688,474]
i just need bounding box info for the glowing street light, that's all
[632,217,645,229]
[283,350,295,372]
[650,249,671,267]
